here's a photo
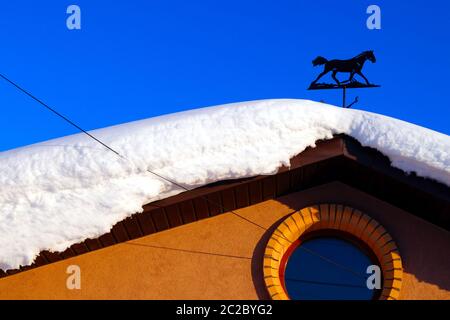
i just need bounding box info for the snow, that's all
[0,99,449,270]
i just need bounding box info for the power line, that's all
[0,72,367,280]
[298,245,367,280]
[0,73,122,158]
[1,72,269,231]
[125,242,252,260]
[284,278,368,289]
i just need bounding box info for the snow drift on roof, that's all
[0,99,449,270]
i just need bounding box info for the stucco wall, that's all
[0,181,448,299]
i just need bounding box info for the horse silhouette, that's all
[311,51,376,86]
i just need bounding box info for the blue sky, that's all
[0,0,449,151]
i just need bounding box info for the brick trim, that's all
[263,204,403,300]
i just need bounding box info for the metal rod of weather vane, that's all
[342,86,346,108]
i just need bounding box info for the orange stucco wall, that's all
[0,181,449,300]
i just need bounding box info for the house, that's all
[0,99,448,300]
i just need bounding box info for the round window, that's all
[283,236,375,300]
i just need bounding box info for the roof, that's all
[1,98,449,271]
[1,135,449,278]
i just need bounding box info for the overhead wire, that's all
[0,72,369,281]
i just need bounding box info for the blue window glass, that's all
[284,237,375,300]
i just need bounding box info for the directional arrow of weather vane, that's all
[308,50,380,108]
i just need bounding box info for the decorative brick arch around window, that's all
[263,204,403,300]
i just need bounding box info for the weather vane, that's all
[308,50,380,108]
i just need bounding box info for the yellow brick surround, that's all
[263,204,403,300]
